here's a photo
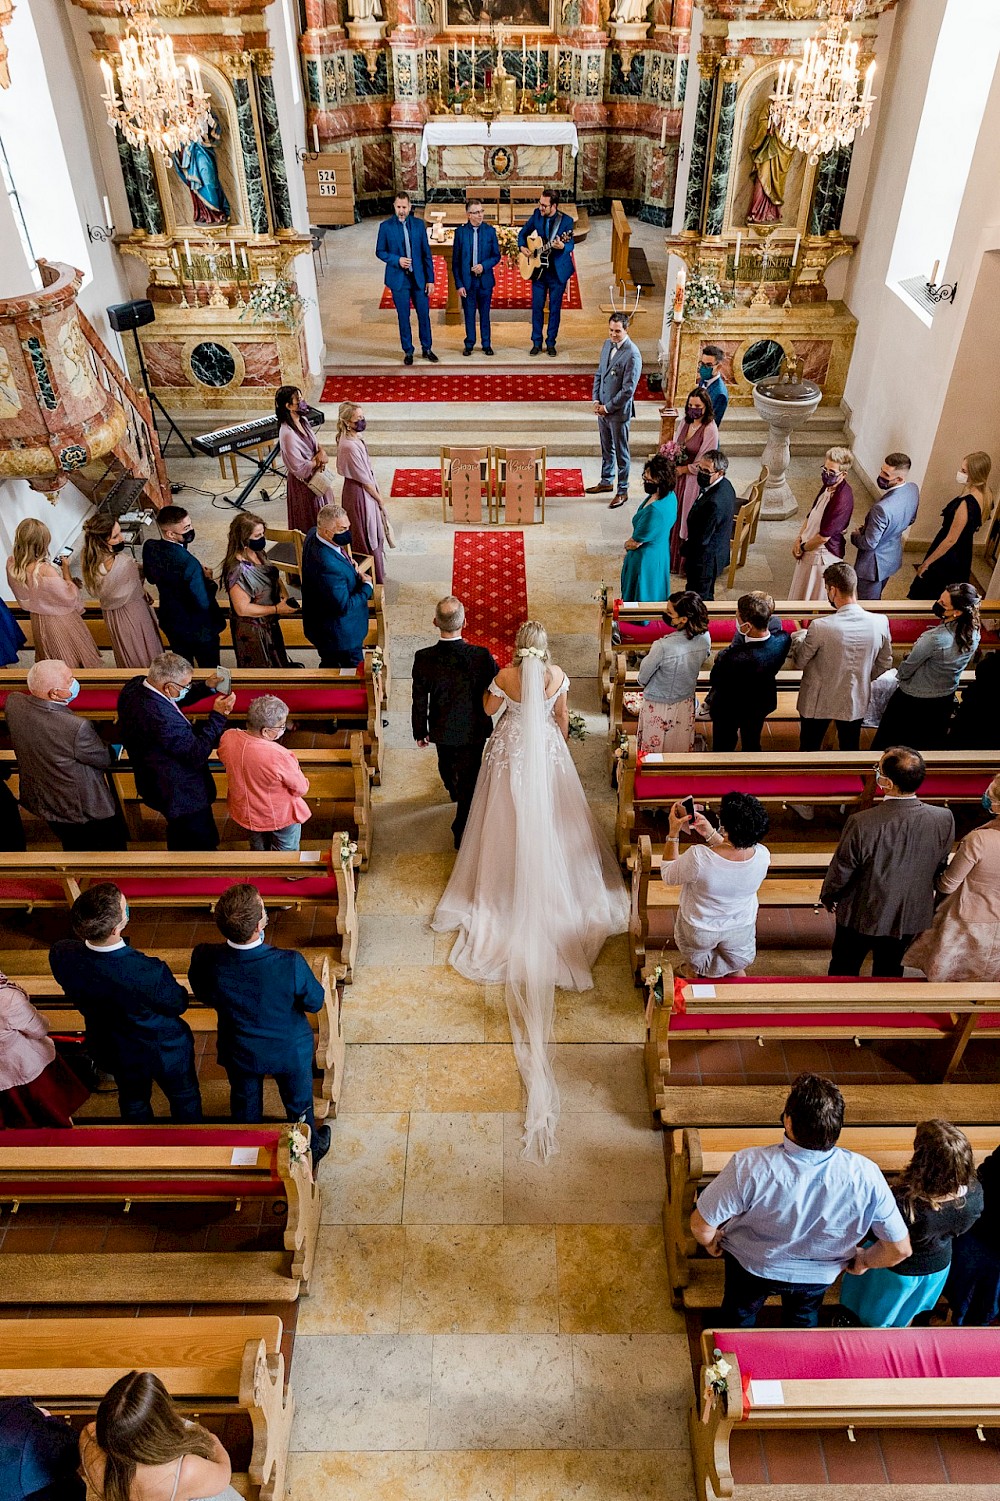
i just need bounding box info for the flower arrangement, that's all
[683,268,728,322]
[658,439,688,465]
[701,1349,732,1423]
[533,82,556,106]
[448,84,472,108]
[369,646,384,677]
[239,278,311,330]
[647,963,664,1006]
[568,711,586,742]
[497,224,521,268]
[593,583,610,608]
[339,834,358,866]
[288,1123,311,1165]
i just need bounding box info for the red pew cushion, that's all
[635,773,864,799]
[0,689,120,714]
[670,1010,952,1033]
[220,687,368,715]
[705,1327,1000,1388]
[117,876,337,898]
[0,880,69,903]
[0,1126,281,1147]
[618,618,798,646]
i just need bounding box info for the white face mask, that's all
[957,471,969,486]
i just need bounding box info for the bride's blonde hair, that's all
[514,620,549,663]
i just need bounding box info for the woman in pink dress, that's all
[0,971,90,1127]
[276,384,335,533]
[336,401,391,584]
[5,517,102,668]
[671,387,719,572]
[81,512,163,668]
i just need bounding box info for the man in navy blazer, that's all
[375,191,437,364]
[516,187,575,356]
[708,591,792,751]
[189,883,331,1166]
[142,505,224,667]
[49,883,202,1122]
[452,199,501,356]
[0,1395,86,1501]
[301,505,374,668]
[851,452,920,599]
[115,651,235,850]
[684,449,738,600]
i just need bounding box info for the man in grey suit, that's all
[851,452,920,599]
[4,658,127,850]
[791,561,893,752]
[586,313,642,508]
[820,746,954,976]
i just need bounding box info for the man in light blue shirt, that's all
[692,1073,911,1326]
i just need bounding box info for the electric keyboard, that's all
[192,404,324,458]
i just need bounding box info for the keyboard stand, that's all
[224,440,283,511]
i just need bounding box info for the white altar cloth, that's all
[419,118,580,167]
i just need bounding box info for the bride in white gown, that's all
[432,621,629,1163]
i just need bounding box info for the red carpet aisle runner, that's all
[392,467,585,498]
[321,373,660,404]
[452,531,527,667]
[379,256,582,312]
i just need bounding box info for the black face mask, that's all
[695,470,713,490]
[333,530,353,547]
[180,529,195,547]
[931,601,947,619]
[642,479,658,495]
[110,541,127,554]
[247,536,268,552]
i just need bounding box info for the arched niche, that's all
[153,61,249,233]
[724,61,817,235]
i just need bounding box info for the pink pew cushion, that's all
[618,618,798,646]
[705,1327,1000,1387]
[0,880,68,903]
[221,687,368,715]
[634,773,864,799]
[117,876,337,899]
[670,1010,952,1033]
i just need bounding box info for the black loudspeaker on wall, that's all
[106,298,155,332]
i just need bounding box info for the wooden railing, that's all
[77,311,170,510]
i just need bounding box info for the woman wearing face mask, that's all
[636,590,711,752]
[620,453,678,605]
[672,387,719,571]
[873,582,981,750]
[904,774,1000,982]
[218,694,310,851]
[5,517,101,669]
[276,383,334,532]
[222,513,298,669]
[909,452,991,600]
[335,401,392,584]
[82,513,163,669]
[789,447,855,600]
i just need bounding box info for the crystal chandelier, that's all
[769,0,876,164]
[99,2,211,156]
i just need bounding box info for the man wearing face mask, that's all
[4,658,128,850]
[49,883,202,1122]
[142,504,226,667]
[683,449,737,600]
[851,453,920,600]
[301,504,374,668]
[697,345,728,427]
[115,650,236,851]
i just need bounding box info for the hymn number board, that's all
[304,152,355,227]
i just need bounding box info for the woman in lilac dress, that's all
[5,517,101,668]
[336,401,391,584]
[81,513,162,668]
[671,388,719,572]
[276,384,335,533]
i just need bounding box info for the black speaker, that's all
[106,298,155,332]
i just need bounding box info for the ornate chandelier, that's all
[769,0,876,164]
[99,2,211,156]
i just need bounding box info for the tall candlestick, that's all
[184,238,192,266]
[454,39,458,80]
[536,39,541,75]
[229,238,236,266]
[734,231,741,275]
[312,123,319,153]
[471,35,475,82]
[791,233,800,267]
[241,248,249,270]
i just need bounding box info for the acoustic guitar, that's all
[518,228,573,283]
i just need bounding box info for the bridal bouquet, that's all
[568,711,586,742]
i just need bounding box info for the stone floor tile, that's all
[297,1225,405,1334]
[571,1333,692,1450]
[344,966,485,1045]
[339,1044,429,1114]
[318,1112,409,1224]
[290,1334,433,1451]
[428,1334,576,1449]
[555,1225,681,1334]
[287,1450,517,1500]
[423,1043,523,1111]
[399,1225,558,1333]
[357,853,453,915]
[402,1111,504,1224]
[503,1110,663,1225]
[553,1044,646,1115]
[357,913,437,968]
[513,1448,694,1500]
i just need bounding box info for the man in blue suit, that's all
[452,199,501,357]
[851,452,920,600]
[115,651,235,850]
[142,505,224,667]
[49,882,202,1123]
[516,187,575,357]
[0,1395,86,1501]
[588,312,642,506]
[301,505,374,668]
[189,882,331,1167]
[376,191,437,365]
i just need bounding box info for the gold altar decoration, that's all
[99,0,212,155]
[769,0,876,163]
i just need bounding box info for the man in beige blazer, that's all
[791,561,893,751]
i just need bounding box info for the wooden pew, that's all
[615,744,1000,865]
[0,1124,320,1306]
[666,1123,1000,1311]
[690,1325,1000,1501]
[656,1081,1000,1134]
[0,1314,292,1501]
[0,835,358,980]
[14,950,347,1121]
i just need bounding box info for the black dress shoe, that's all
[403,353,413,365]
[530,344,542,356]
[546,345,557,357]
[422,349,439,362]
[483,346,495,356]
[462,345,473,356]
[311,1123,332,1168]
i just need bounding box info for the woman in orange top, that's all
[217,694,310,851]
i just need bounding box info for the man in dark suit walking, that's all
[116,651,235,850]
[142,505,224,667]
[189,882,331,1167]
[452,199,501,357]
[708,592,792,751]
[684,448,737,600]
[49,882,202,1122]
[301,505,374,668]
[516,187,575,357]
[375,190,437,365]
[412,596,498,847]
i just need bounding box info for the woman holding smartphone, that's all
[221,512,298,668]
[5,518,101,668]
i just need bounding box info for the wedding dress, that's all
[432,655,629,1163]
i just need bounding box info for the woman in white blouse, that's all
[661,792,771,978]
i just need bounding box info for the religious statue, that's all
[171,111,230,226]
[347,0,383,18]
[611,0,647,20]
[746,103,794,225]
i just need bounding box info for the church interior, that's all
[2,0,1000,1496]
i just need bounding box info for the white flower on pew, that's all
[701,1348,732,1423]
[568,711,587,742]
[339,834,359,866]
[288,1124,311,1164]
[593,583,609,607]
[370,646,385,677]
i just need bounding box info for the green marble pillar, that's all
[704,75,738,236]
[115,130,147,232]
[682,65,715,232]
[231,72,269,234]
[255,61,294,232]
[809,141,853,236]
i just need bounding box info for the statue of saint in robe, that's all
[746,104,794,224]
[172,112,231,226]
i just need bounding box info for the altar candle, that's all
[312,123,320,153]
[454,39,458,77]
[734,231,741,271]
[791,233,800,267]
[673,264,686,318]
[931,259,940,286]
[184,238,192,266]
[471,35,475,78]
[229,238,236,265]
[241,248,249,270]
[536,40,541,75]
[171,248,180,269]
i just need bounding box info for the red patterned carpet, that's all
[452,530,527,667]
[321,373,660,404]
[392,467,584,498]
[379,256,582,311]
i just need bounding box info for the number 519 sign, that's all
[304,151,355,225]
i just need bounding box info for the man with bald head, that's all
[301,504,374,667]
[412,596,497,847]
[4,658,127,849]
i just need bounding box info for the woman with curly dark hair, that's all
[661,791,771,978]
[619,452,677,604]
[873,582,981,749]
[636,589,710,751]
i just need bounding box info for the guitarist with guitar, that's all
[516,187,575,358]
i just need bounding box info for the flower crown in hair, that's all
[516,646,546,661]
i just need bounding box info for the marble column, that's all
[809,140,853,236]
[682,53,716,233]
[704,59,740,236]
[114,131,147,233]
[254,52,294,232]
[228,59,269,235]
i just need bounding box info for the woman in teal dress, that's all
[620,453,678,603]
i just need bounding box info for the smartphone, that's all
[215,665,232,696]
[681,795,696,821]
[54,545,74,561]
[285,597,301,611]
